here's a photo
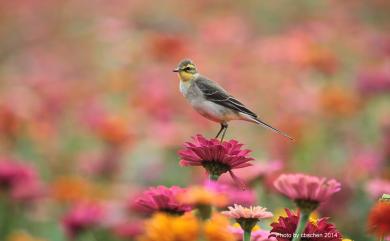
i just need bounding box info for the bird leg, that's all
[220,123,228,142]
[215,123,225,139]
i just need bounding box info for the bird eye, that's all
[184,66,192,71]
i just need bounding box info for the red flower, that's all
[179,135,253,187]
[368,200,390,238]
[133,186,192,216]
[270,209,342,241]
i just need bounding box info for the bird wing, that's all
[194,76,258,119]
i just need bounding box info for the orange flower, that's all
[138,213,199,241]
[51,176,107,203]
[368,200,390,237]
[319,86,360,117]
[204,213,236,241]
[177,186,228,208]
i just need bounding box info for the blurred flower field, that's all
[0,0,389,241]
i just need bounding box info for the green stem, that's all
[243,230,251,241]
[292,211,310,241]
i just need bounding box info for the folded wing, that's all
[195,77,258,119]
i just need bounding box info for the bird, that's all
[173,59,293,141]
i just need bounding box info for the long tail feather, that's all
[253,117,293,140]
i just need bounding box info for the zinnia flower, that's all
[177,185,228,220]
[138,212,199,241]
[179,135,253,187]
[177,185,228,208]
[204,213,236,241]
[368,198,390,238]
[270,209,342,241]
[133,186,191,216]
[62,202,106,239]
[223,204,273,241]
[223,204,273,220]
[273,174,341,212]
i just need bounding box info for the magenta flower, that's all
[270,209,342,241]
[0,159,44,202]
[274,173,341,211]
[179,135,253,186]
[133,186,191,216]
[62,202,106,239]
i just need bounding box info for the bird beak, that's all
[173,68,180,72]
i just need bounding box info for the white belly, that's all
[191,99,240,122]
[179,79,240,122]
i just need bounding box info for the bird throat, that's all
[178,71,194,82]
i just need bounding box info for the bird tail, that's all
[238,113,294,140]
[253,117,293,140]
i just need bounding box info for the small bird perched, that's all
[173,59,293,141]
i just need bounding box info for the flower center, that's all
[295,199,320,213]
[237,217,259,232]
[201,161,230,180]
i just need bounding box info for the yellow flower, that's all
[177,186,228,207]
[7,231,46,241]
[204,213,236,241]
[138,212,199,241]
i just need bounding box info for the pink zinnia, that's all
[62,202,106,239]
[222,204,273,220]
[270,209,342,241]
[223,204,273,235]
[273,174,341,211]
[133,186,191,215]
[179,135,253,187]
[0,159,44,202]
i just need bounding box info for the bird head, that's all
[173,59,198,81]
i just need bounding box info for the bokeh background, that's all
[0,0,389,240]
